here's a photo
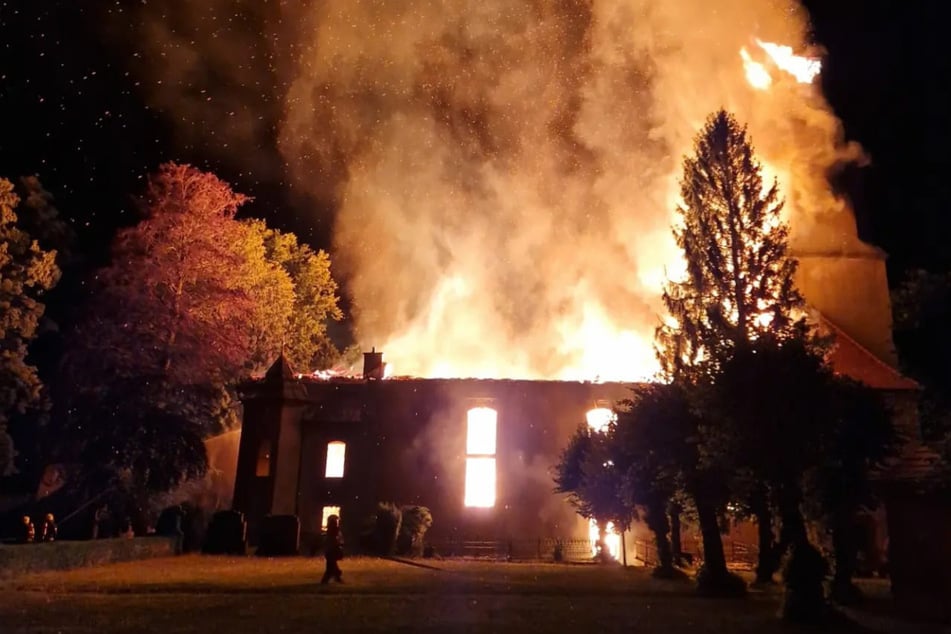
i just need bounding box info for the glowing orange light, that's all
[464,457,496,508]
[466,407,497,455]
[585,407,617,433]
[740,47,772,90]
[321,506,340,531]
[756,39,821,84]
[325,441,346,478]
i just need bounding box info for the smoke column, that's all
[124,0,865,380]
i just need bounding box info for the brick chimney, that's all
[363,347,385,380]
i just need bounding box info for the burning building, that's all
[232,244,920,554]
[227,10,928,558]
[234,356,632,550]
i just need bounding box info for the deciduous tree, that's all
[0,178,60,475]
[245,220,342,372]
[553,424,632,562]
[62,163,341,497]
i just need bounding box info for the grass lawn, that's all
[0,555,941,633]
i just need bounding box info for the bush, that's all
[202,510,247,555]
[396,506,432,556]
[361,502,402,556]
[256,514,300,557]
[695,565,747,597]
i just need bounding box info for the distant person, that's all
[19,515,35,544]
[321,515,344,585]
[39,513,57,542]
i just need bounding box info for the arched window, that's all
[325,441,346,478]
[464,407,497,508]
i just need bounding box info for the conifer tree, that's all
[656,110,815,595]
[657,109,809,379]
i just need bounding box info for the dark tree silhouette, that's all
[657,110,828,595]
[553,424,632,562]
[804,377,897,604]
[658,109,810,377]
[614,383,726,580]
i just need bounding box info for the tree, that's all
[893,268,951,467]
[0,178,60,475]
[61,163,340,498]
[245,220,343,372]
[553,424,633,562]
[657,110,826,594]
[803,377,897,604]
[657,110,810,378]
[73,162,266,386]
[614,384,706,577]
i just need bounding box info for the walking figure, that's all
[321,514,344,584]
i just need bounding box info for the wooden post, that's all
[622,531,628,567]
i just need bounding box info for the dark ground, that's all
[0,556,945,633]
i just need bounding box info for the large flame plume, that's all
[124,1,866,381]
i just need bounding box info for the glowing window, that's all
[325,441,346,478]
[464,457,496,508]
[466,407,497,455]
[464,407,497,508]
[321,506,341,531]
[256,439,271,477]
[586,408,617,433]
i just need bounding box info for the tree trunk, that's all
[830,508,862,605]
[696,501,728,576]
[779,489,828,622]
[669,502,684,567]
[646,501,673,574]
[752,492,778,583]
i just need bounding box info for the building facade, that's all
[233,361,631,549]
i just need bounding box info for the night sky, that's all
[1,1,948,278]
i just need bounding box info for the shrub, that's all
[361,502,402,556]
[396,506,432,556]
[781,542,829,622]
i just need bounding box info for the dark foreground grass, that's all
[0,556,939,633]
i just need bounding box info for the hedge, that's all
[0,536,179,578]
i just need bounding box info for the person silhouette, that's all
[321,515,344,584]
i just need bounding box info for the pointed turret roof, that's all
[263,354,297,384]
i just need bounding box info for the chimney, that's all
[362,347,385,380]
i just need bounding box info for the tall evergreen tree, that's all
[658,110,809,380]
[656,110,822,596]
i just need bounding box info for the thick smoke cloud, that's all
[124,0,865,380]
